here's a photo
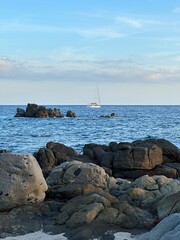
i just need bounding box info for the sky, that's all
[0,0,180,105]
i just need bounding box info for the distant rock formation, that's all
[100,112,116,118]
[14,103,76,118]
[66,110,76,118]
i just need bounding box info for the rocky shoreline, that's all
[0,138,180,239]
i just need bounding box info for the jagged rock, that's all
[113,175,180,212]
[83,139,180,179]
[95,201,154,229]
[14,103,64,118]
[113,144,163,170]
[34,142,81,177]
[132,139,180,163]
[25,103,38,117]
[0,153,48,211]
[14,107,25,117]
[66,110,76,117]
[56,193,110,225]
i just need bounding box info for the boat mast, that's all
[96,84,101,105]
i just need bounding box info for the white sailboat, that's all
[88,84,101,108]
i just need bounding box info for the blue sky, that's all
[0,0,180,104]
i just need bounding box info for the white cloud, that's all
[0,56,180,85]
[0,19,125,42]
[115,16,172,29]
[75,27,125,40]
[116,17,142,28]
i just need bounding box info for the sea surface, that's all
[0,105,179,154]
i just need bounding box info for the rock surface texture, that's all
[0,153,48,211]
[0,138,180,240]
[34,142,83,177]
[83,139,180,179]
[137,213,180,240]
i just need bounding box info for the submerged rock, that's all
[66,110,77,117]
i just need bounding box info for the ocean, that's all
[0,105,179,154]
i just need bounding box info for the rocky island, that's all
[15,103,76,118]
[0,138,180,239]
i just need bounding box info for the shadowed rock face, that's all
[15,103,77,118]
[0,153,48,211]
[66,110,76,118]
[34,142,84,178]
[83,139,180,179]
[46,161,154,229]
[15,103,63,118]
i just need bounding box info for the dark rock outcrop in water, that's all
[0,138,180,239]
[100,112,116,118]
[15,103,63,118]
[15,103,77,118]
[66,110,76,118]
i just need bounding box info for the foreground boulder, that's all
[137,213,180,240]
[0,153,48,211]
[46,160,112,200]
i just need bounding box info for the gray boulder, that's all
[137,213,180,240]
[47,160,109,188]
[0,153,48,211]
[157,191,180,219]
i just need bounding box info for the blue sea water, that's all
[0,105,179,154]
